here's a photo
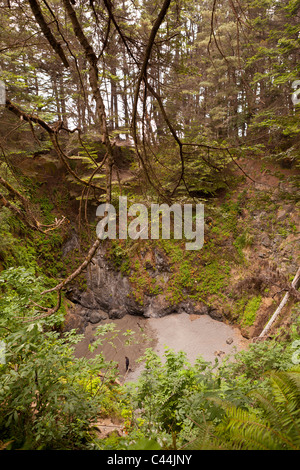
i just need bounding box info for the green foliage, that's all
[0,0,299,452]
[233,229,254,258]
[106,240,131,274]
[0,266,62,328]
[124,348,236,448]
[219,339,294,383]
[0,325,120,449]
[0,206,36,269]
[124,348,202,448]
[218,367,300,450]
[32,231,64,278]
[0,263,298,451]
[235,295,262,327]
[123,336,298,449]
[127,438,162,450]
[0,267,124,450]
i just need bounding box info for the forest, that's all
[0,0,300,453]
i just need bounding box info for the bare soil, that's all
[74,313,248,382]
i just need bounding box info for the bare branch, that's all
[28,0,70,68]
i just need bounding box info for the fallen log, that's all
[259,267,300,338]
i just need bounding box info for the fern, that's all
[219,367,300,450]
[183,421,225,450]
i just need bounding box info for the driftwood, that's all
[259,267,300,338]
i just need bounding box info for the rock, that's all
[89,310,109,324]
[214,350,225,357]
[109,308,127,319]
[79,289,102,310]
[240,327,250,339]
[208,307,223,321]
[277,206,293,222]
[63,310,86,333]
[226,337,233,344]
[154,248,170,273]
[65,286,82,304]
[73,306,90,318]
[64,241,223,328]
[62,230,80,256]
[261,234,271,247]
[145,261,153,271]
[177,300,198,315]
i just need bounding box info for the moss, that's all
[105,240,131,275]
[233,229,254,258]
[236,295,262,327]
[160,239,184,263]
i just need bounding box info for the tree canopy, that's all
[1,0,299,206]
[0,0,299,453]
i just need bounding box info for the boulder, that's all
[89,310,109,324]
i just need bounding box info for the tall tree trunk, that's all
[59,74,67,126]
[52,73,62,121]
[62,0,114,203]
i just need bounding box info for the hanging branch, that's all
[6,98,54,133]
[145,81,188,197]
[79,152,108,241]
[104,0,245,200]
[0,174,31,211]
[50,132,106,192]
[22,291,62,322]
[128,0,176,199]
[28,0,70,68]
[23,231,106,321]
[0,191,43,232]
[22,237,102,322]
[6,98,106,193]
[41,0,88,105]
[0,173,66,233]
[41,237,102,296]
[4,98,109,241]
[131,0,171,144]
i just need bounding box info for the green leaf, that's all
[127,438,161,450]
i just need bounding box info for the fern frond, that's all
[271,373,299,409]
[223,405,280,450]
[223,368,300,450]
[183,422,225,450]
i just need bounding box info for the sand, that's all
[73,313,248,382]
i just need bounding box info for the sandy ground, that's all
[74,315,155,378]
[150,313,246,362]
[74,313,248,382]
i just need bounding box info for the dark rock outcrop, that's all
[64,241,222,330]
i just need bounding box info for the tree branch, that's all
[28,0,70,68]
[62,0,114,202]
